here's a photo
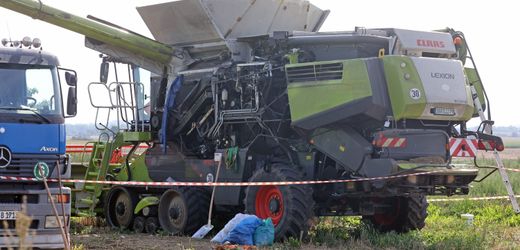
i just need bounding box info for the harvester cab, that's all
[2,0,516,240]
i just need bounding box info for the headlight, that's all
[45,216,69,228]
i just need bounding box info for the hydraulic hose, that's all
[125,142,139,181]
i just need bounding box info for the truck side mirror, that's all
[100,61,109,83]
[66,87,77,116]
[58,67,78,118]
[65,71,77,86]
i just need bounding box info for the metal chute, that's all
[137,0,329,46]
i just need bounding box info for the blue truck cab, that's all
[0,38,77,249]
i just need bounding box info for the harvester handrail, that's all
[88,81,147,132]
[78,141,96,166]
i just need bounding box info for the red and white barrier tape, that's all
[429,195,520,202]
[0,169,452,187]
[66,144,148,153]
[1,167,518,187]
[505,168,520,173]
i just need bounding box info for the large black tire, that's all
[133,216,145,233]
[157,187,209,235]
[104,186,138,229]
[244,164,315,241]
[364,194,428,233]
[145,217,159,234]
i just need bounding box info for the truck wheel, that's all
[158,187,209,235]
[105,186,138,229]
[364,194,428,232]
[145,217,159,234]
[244,164,314,241]
[133,216,145,233]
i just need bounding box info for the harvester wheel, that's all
[145,217,159,234]
[158,187,209,235]
[133,216,145,233]
[104,186,138,229]
[364,194,428,232]
[244,164,314,241]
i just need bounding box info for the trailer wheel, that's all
[105,186,138,229]
[158,187,209,235]
[244,164,314,241]
[364,194,428,232]
[145,217,159,234]
[133,216,145,233]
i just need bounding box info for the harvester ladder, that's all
[471,85,520,213]
[78,141,112,216]
[76,132,143,216]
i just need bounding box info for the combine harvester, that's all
[2,0,516,240]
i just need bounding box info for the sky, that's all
[0,0,518,126]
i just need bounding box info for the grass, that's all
[467,158,520,196]
[503,137,520,148]
[299,200,520,249]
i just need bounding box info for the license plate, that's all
[0,211,17,220]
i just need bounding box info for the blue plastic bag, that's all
[254,218,275,246]
[211,213,257,243]
[224,216,262,245]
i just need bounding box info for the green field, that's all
[504,137,520,148]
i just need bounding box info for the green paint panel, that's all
[287,59,372,122]
[465,68,486,116]
[382,56,426,120]
[122,131,152,142]
[105,132,153,182]
[114,152,153,182]
[134,196,159,214]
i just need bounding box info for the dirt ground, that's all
[71,227,329,250]
[72,228,215,250]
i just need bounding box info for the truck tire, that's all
[364,194,428,232]
[105,186,138,229]
[157,187,209,235]
[244,164,314,241]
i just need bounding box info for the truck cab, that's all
[0,38,76,249]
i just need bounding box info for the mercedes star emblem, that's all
[0,146,12,168]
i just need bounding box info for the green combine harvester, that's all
[0,0,507,240]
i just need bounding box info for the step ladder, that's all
[74,132,145,216]
[75,141,109,217]
[470,85,520,213]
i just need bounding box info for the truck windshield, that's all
[0,64,63,118]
